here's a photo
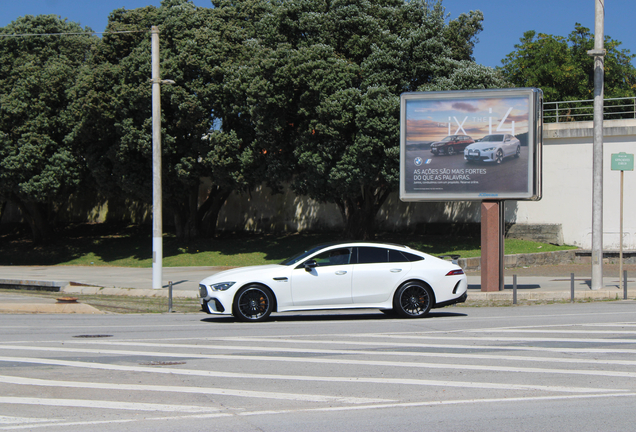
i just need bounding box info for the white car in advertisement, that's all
[199,242,468,322]
[464,134,521,164]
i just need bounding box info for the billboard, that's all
[400,88,542,201]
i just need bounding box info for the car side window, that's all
[402,251,424,262]
[357,247,388,264]
[311,248,352,267]
[388,249,409,263]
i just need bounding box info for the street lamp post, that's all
[588,0,605,290]
[151,26,174,290]
[151,26,162,290]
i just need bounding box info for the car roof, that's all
[313,241,412,249]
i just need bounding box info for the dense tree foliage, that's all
[2,0,508,242]
[70,0,269,240]
[235,0,506,239]
[499,24,636,102]
[0,15,97,243]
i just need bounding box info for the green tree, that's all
[71,0,269,240]
[237,0,504,239]
[499,24,636,102]
[0,15,97,243]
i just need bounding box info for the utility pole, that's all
[151,26,163,290]
[588,0,605,290]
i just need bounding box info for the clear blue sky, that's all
[1,0,634,68]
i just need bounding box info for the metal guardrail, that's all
[544,97,636,122]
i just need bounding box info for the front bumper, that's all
[464,150,494,162]
[199,284,231,315]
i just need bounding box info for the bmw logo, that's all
[414,157,423,166]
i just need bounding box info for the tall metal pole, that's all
[619,169,624,289]
[151,26,163,290]
[589,0,605,290]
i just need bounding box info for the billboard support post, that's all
[481,201,502,292]
[499,200,505,291]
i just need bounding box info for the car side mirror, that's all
[304,260,317,272]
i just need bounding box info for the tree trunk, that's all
[172,183,233,242]
[12,195,52,244]
[199,186,233,237]
[336,185,392,240]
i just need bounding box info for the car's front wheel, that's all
[233,284,274,322]
[447,146,456,155]
[515,146,521,158]
[394,282,433,318]
[494,149,504,164]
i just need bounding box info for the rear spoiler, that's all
[437,254,461,265]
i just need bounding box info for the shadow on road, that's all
[201,310,467,324]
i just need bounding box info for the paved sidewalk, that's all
[1,264,635,313]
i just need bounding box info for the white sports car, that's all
[199,242,467,322]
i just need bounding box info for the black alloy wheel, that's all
[447,146,456,155]
[394,282,433,318]
[233,285,274,322]
[515,146,521,158]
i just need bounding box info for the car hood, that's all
[200,264,284,285]
[430,140,448,147]
[466,142,502,151]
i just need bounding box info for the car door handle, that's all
[335,271,347,275]
[390,269,402,273]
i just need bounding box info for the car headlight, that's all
[210,282,235,291]
[482,147,496,152]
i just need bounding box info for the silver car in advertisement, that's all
[464,134,521,164]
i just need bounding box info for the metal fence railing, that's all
[543,97,636,123]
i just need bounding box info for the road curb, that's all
[467,289,636,302]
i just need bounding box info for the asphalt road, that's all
[2,303,636,431]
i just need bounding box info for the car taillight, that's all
[445,269,464,276]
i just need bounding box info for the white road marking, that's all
[0,397,219,413]
[2,392,636,431]
[193,335,636,354]
[466,328,636,335]
[0,417,60,425]
[0,375,392,404]
[59,339,636,367]
[336,333,636,344]
[0,356,623,393]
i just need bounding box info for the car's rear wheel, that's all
[233,284,274,322]
[394,282,433,318]
[494,149,504,164]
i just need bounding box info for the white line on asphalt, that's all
[58,339,636,367]
[466,329,636,335]
[191,335,636,354]
[0,396,219,413]
[0,417,60,425]
[335,333,636,344]
[2,392,636,431]
[0,375,392,404]
[0,355,625,393]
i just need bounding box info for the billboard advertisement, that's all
[400,88,542,201]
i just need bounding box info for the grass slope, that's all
[0,223,577,268]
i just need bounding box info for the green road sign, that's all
[611,152,634,171]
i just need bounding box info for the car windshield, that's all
[279,243,336,266]
[481,134,504,142]
[440,136,454,142]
